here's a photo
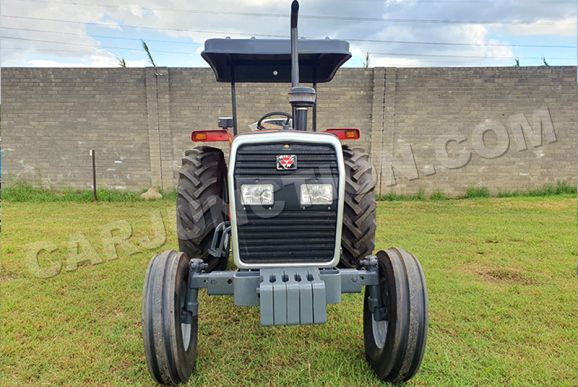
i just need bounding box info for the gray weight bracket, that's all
[187,263,379,326]
[259,268,326,326]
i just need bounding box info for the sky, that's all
[1,0,576,68]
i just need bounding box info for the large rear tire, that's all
[177,146,228,272]
[142,251,198,385]
[340,146,376,267]
[363,248,428,383]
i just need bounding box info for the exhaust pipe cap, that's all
[289,86,316,108]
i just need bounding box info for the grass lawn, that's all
[1,196,576,386]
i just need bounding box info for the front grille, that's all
[234,142,339,264]
[235,144,339,177]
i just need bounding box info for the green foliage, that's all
[142,40,157,68]
[414,188,426,200]
[376,192,405,201]
[377,189,425,201]
[465,186,491,198]
[2,183,57,202]
[429,190,448,200]
[3,183,144,202]
[377,182,574,202]
[363,52,371,68]
[159,189,177,201]
[541,56,550,67]
[498,180,576,198]
[529,180,575,196]
[117,57,127,68]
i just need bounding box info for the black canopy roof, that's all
[201,38,351,83]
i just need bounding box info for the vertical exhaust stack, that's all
[290,0,300,89]
[289,0,316,131]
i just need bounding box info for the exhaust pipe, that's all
[290,0,299,88]
[289,0,316,131]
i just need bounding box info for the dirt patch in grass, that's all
[481,268,536,285]
[0,266,20,283]
[464,265,537,285]
[0,273,18,283]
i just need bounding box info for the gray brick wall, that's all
[376,67,577,195]
[1,66,575,195]
[1,68,151,190]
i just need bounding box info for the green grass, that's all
[465,186,491,198]
[376,189,426,201]
[2,183,177,203]
[1,197,577,385]
[4,181,576,204]
[378,182,574,201]
[429,190,449,201]
[497,180,577,198]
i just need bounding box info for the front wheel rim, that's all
[181,321,192,351]
[178,274,193,352]
[372,315,388,349]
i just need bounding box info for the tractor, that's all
[142,1,428,384]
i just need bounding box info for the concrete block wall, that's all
[1,66,575,195]
[373,67,577,195]
[1,68,151,190]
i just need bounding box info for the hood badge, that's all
[276,155,297,170]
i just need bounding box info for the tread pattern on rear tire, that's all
[177,146,228,272]
[340,145,377,267]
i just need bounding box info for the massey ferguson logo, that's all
[276,155,297,170]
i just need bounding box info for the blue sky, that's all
[1,0,576,68]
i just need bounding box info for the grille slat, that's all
[239,225,337,232]
[235,142,339,264]
[246,211,335,218]
[240,250,334,258]
[237,154,337,160]
[238,243,337,250]
[235,168,339,176]
[240,218,336,225]
[239,232,335,239]
[240,239,336,245]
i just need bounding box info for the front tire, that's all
[142,251,198,385]
[363,248,428,383]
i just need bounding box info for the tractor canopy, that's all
[201,38,351,83]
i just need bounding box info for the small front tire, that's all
[142,251,198,385]
[363,248,428,383]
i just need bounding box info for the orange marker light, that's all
[191,129,230,142]
[324,128,361,140]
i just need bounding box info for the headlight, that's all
[300,184,333,205]
[241,184,274,205]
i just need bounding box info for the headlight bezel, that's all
[240,184,275,206]
[300,183,334,206]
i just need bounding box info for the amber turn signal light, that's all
[191,129,231,142]
[324,128,360,140]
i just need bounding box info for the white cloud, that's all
[27,59,86,67]
[88,55,149,67]
[0,0,575,67]
[503,17,576,37]
[7,49,150,68]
